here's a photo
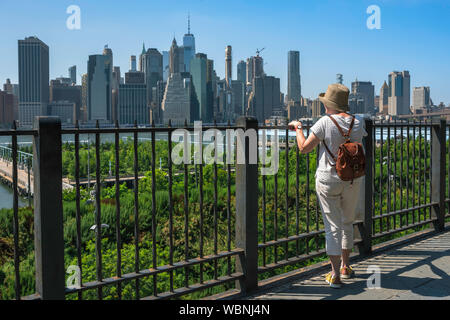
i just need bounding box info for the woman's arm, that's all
[288,121,321,154]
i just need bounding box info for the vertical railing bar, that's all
[427,120,432,221]
[226,123,232,276]
[412,122,416,224]
[94,120,103,300]
[167,120,174,292]
[406,120,410,226]
[27,156,31,208]
[315,145,319,252]
[306,123,310,254]
[418,120,422,222]
[183,119,189,288]
[262,129,267,266]
[285,128,289,261]
[400,122,404,227]
[114,120,122,300]
[150,120,157,296]
[198,123,204,284]
[11,121,20,300]
[132,121,140,299]
[387,121,391,231]
[423,119,427,220]
[379,121,383,234]
[74,121,83,300]
[295,131,300,257]
[372,121,376,233]
[213,119,218,280]
[274,120,278,263]
[393,120,397,230]
[235,116,258,294]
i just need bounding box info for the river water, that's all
[0,183,27,210]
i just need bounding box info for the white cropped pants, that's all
[315,176,363,256]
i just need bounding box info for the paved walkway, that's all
[247,230,450,300]
[0,158,33,194]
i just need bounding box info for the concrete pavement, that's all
[247,230,450,300]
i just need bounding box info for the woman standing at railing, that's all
[289,84,367,289]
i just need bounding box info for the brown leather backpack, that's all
[322,114,366,183]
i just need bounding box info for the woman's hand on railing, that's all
[288,120,302,131]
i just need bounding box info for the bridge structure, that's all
[396,109,450,121]
[0,116,449,301]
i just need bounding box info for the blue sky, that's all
[0,0,449,103]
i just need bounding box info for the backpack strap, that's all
[322,114,355,166]
[327,114,355,140]
[322,140,337,166]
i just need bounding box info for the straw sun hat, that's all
[318,83,350,112]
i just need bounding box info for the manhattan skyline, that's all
[1,0,450,104]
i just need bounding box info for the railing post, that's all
[33,116,65,300]
[235,116,259,294]
[431,118,446,232]
[358,119,373,255]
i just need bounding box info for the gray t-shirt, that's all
[310,114,368,181]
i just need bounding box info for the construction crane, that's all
[256,47,265,57]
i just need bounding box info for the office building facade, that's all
[125,71,145,84]
[351,80,375,114]
[141,48,163,102]
[287,51,301,102]
[190,53,208,121]
[412,86,431,111]
[183,15,196,73]
[388,71,411,116]
[379,81,389,114]
[87,50,113,122]
[69,65,76,85]
[311,98,325,118]
[47,101,76,124]
[50,79,82,122]
[231,80,245,116]
[249,75,280,123]
[0,90,17,127]
[118,83,148,125]
[237,60,246,84]
[18,36,49,126]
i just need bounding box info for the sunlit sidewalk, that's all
[244,230,450,300]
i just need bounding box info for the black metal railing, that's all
[370,119,447,241]
[59,119,247,300]
[0,116,448,300]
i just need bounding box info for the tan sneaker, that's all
[325,272,343,288]
[340,266,355,279]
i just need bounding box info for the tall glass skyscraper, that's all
[87,48,113,122]
[141,48,163,105]
[237,60,246,84]
[190,53,208,121]
[18,36,49,126]
[162,51,169,81]
[388,71,410,115]
[183,15,196,73]
[287,50,301,103]
[69,65,76,85]
[351,80,375,114]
